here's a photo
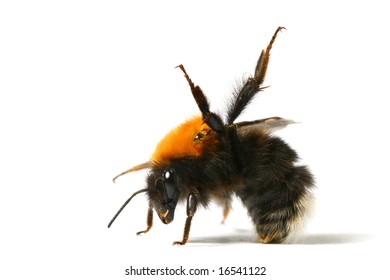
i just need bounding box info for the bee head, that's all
[147,169,180,224]
[108,165,181,228]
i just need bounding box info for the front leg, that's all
[136,206,153,235]
[173,194,197,246]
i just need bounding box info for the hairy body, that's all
[108,27,315,245]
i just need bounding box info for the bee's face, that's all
[147,169,181,224]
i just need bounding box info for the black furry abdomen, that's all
[236,129,314,243]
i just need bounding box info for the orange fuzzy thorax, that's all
[151,116,218,165]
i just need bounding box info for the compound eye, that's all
[164,170,171,180]
[162,170,176,201]
[155,169,180,224]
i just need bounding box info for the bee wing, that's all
[236,117,297,133]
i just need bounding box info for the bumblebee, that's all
[108,27,314,245]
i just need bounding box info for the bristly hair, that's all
[225,76,260,124]
[225,74,259,124]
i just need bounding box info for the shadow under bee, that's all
[188,230,372,245]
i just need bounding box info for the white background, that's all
[1,0,389,279]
